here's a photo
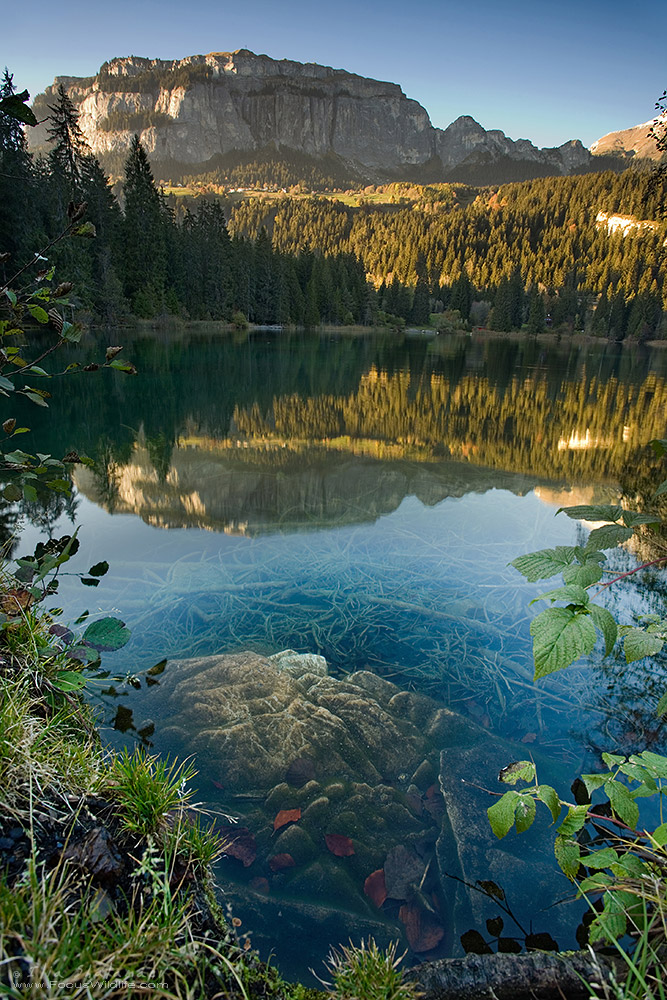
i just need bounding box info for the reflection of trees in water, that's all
[20,491,79,540]
[0,489,79,558]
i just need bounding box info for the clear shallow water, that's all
[11,329,667,979]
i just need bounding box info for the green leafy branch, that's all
[487,752,667,945]
[511,442,667,697]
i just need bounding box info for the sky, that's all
[3,0,663,149]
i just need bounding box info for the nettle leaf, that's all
[579,873,613,893]
[533,585,589,606]
[510,546,576,582]
[554,836,581,879]
[654,480,667,498]
[530,607,597,679]
[82,617,131,652]
[601,752,625,768]
[588,604,618,656]
[585,524,633,551]
[557,804,589,837]
[499,760,536,785]
[651,823,667,847]
[557,504,623,522]
[656,689,667,717]
[605,781,639,829]
[619,761,657,791]
[581,772,611,795]
[584,847,619,869]
[623,629,664,664]
[487,790,520,839]
[589,893,628,944]
[621,510,662,527]
[634,751,667,779]
[536,784,561,823]
[514,794,536,833]
[563,560,604,587]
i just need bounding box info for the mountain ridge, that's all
[29,49,622,185]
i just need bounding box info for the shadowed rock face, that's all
[29,49,590,180]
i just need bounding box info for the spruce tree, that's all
[46,84,89,191]
[122,135,167,315]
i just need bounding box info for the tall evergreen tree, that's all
[46,84,89,192]
[122,135,167,315]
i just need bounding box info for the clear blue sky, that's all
[3,0,662,148]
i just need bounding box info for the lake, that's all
[13,328,667,982]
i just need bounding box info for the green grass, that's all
[321,939,422,1000]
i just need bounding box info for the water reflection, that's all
[6,329,667,980]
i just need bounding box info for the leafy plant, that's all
[510,439,667,702]
[487,752,667,949]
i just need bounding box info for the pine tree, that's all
[122,135,167,315]
[46,84,89,191]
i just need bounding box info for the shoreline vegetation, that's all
[0,595,325,999]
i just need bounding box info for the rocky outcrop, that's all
[591,117,664,161]
[29,50,591,181]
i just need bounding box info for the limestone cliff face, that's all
[30,50,591,180]
[591,118,664,161]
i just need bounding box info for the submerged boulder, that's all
[157,649,457,790]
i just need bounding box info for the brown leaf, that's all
[211,779,224,791]
[383,845,425,900]
[219,826,256,867]
[521,732,537,744]
[273,808,301,831]
[399,901,445,953]
[363,869,387,907]
[269,853,296,872]
[325,833,355,857]
[250,876,270,894]
[0,589,33,616]
[62,827,123,879]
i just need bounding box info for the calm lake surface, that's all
[15,328,667,981]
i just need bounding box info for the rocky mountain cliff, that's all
[30,50,593,184]
[590,118,664,161]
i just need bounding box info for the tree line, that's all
[0,74,371,327]
[230,169,667,338]
[2,69,666,337]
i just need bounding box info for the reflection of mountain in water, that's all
[20,330,667,533]
[75,434,540,534]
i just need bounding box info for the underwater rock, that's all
[158,650,456,791]
[436,736,584,950]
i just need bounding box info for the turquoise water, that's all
[11,329,667,980]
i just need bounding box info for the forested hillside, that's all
[2,70,666,338]
[230,170,667,337]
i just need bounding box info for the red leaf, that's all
[273,808,301,831]
[364,869,387,907]
[211,779,225,790]
[325,833,355,857]
[399,901,445,952]
[269,853,296,872]
[219,826,256,867]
